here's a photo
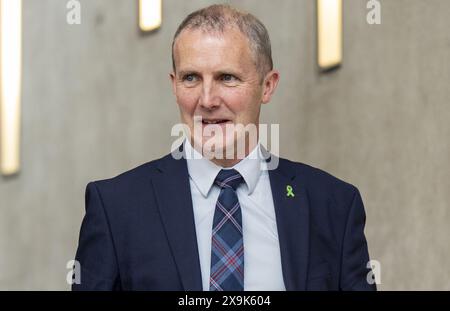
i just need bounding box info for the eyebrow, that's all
[177,69,243,77]
[177,70,200,77]
[215,69,242,77]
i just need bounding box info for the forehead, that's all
[173,28,255,71]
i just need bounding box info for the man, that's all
[73,4,376,291]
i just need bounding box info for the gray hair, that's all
[171,4,273,80]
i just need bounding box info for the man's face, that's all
[171,27,278,160]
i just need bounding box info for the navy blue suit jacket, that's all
[73,147,376,291]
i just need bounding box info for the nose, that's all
[199,79,220,110]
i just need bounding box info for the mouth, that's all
[201,119,232,125]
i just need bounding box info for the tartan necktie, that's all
[209,169,245,291]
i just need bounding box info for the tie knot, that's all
[214,169,244,191]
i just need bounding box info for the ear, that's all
[261,70,280,104]
[169,72,177,95]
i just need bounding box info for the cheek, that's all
[221,87,261,115]
[176,89,198,115]
[221,89,250,111]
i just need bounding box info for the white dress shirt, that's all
[184,139,286,291]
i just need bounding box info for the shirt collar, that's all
[184,139,263,197]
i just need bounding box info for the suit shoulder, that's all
[280,158,359,200]
[88,153,169,192]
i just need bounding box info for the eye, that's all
[182,74,198,83]
[221,74,237,82]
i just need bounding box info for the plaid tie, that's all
[209,169,245,291]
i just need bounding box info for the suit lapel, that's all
[151,147,203,291]
[268,156,310,291]
[151,146,310,291]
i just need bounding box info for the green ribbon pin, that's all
[286,185,295,198]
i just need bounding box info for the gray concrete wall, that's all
[0,0,448,290]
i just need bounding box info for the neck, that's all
[211,157,242,168]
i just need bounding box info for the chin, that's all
[196,135,236,160]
